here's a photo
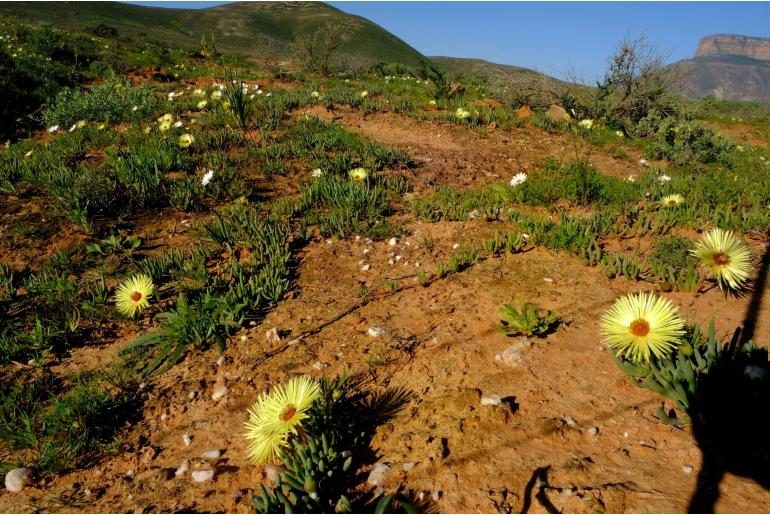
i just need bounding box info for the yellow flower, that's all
[311,91,320,98]
[97,122,106,131]
[661,194,684,207]
[455,107,470,119]
[210,90,222,101]
[115,274,154,318]
[578,119,594,130]
[691,228,752,291]
[601,291,685,363]
[158,120,172,132]
[192,88,206,97]
[428,99,437,106]
[244,376,321,464]
[197,100,208,109]
[348,167,368,181]
[178,133,195,148]
[157,113,174,124]
[222,100,231,109]
[75,120,87,129]
[360,90,368,98]
[614,130,624,138]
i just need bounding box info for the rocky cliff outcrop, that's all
[695,34,770,62]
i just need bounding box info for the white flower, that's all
[509,172,528,187]
[311,168,323,178]
[47,125,59,133]
[197,100,208,109]
[210,90,223,101]
[132,105,138,112]
[249,94,255,99]
[266,92,272,97]
[172,121,183,128]
[625,175,637,183]
[578,119,594,129]
[201,169,214,186]
[615,130,624,138]
[68,123,77,132]
[257,89,263,95]
[658,174,671,183]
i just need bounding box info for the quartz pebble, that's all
[211,381,228,402]
[361,264,371,271]
[587,426,598,436]
[682,465,694,474]
[480,395,502,406]
[182,433,192,446]
[388,237,397,246]
[367,463,391,487]
[4,468,33,492]
[201,449,222,459]
[495,338,532,367]
[175,460,189,477]
[402,462,417,472]
[266,328,281,346]
[367,327,384,337]
[191,469,215,482]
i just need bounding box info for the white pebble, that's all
[480,395,502,406]
[175,460,189,476]
[200,450,221,459]
[402,462,417,472]
[4,468,32,492]
[682,465,694,474]
[211,383,228,402]
[587,426,598,436]
[216,355,226,366]
[623,431,629,438]
[191,469,215,482]
[452,243,460,249]
[361,264,371,271]
[182,433,192,446]
[367,327,384,337]
[388,237,397,246]
[367,463,391,487]
[188,391,197,400]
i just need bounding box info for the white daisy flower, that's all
[658,174,671,183]
[172,121,183,128]
[47,125,59,133]
[201,169,214,186]
[311,168,323,178]
[509,172,528,187]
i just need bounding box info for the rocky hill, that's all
[676,34,770,103]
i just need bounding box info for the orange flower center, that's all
[713,253,730,266]
[630,319,650,337]
[280,405,297,422]
[131,291,143,302]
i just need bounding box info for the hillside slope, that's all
[675,34,770,103]
[0,1,427,67]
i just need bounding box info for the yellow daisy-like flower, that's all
[691,228,752,291]
[197,100,208,109]
[578,119,594,130]
[115,274,154,318]
[157,113,174,124]
[222,100,231,109]
[244,376,321,464]
[210,90,223,101]
[178,133,195,148]
[192,88,206,97]
[600,291,685,363]
[455,107,470,120]
[311,91,320,98]
[428,99,437,106]
[661,194,684,207]
[360,90,368,98]
[348,167,368,181]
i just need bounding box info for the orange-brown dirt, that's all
[2,107,769,514]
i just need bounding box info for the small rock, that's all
[367,463,391,487]
[263,464,285,484]
[200,450,221,459]
[623,431,630,438]
[161,411,169,421]
[495,338,532,367]
[543,277,553,283]
[682,465,694,474]
[564,417,577,428]
[468,209,480,219]
[191,469,215,482]
[188,391,197,400]
[388,237,397,246]
[367,327,384,337]
[211,381,228,402]
[312,361,328,370]
[182,433,192,446]
[266,328,281,346]
[431,491,442,502]
[216,355,226,366]
[175,460,189,477]
[361,264,371,271]
[452,243,460,249]
[5,468,33,492]
[240,334,248,342]
[480,395,502,406]
[402,462,417,472]
[587,426,598,436]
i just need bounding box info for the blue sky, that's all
[124,1,770,82]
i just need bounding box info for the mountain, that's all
[0,1,426,67]
[431,56,565,86]
[675,34,770,103]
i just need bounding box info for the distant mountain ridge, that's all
[676,34,770,103]
[0,1,427,67]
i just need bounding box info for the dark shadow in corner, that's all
[520,466,560,514]
[688,243,770,513]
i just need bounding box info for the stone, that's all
[367,463,391,487]
[5,468,33,492]
[263,464,285,484]
[200,450,221,459]
[682,465,694,474]
[587,426,599,436]
[402,462,417,472]
[211,380,228,402]
[480,395,502,407]
[367,327,384,337]
[191,469,215,482]
[216,355,226,366]
[495,338,532,367]
[175,460,189,477]
[361,264,371,271]
[516,105,533,119]
[182,433,192,446]
[545,104,569,123]
[266,328,281,346]
[388,237,397,246]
